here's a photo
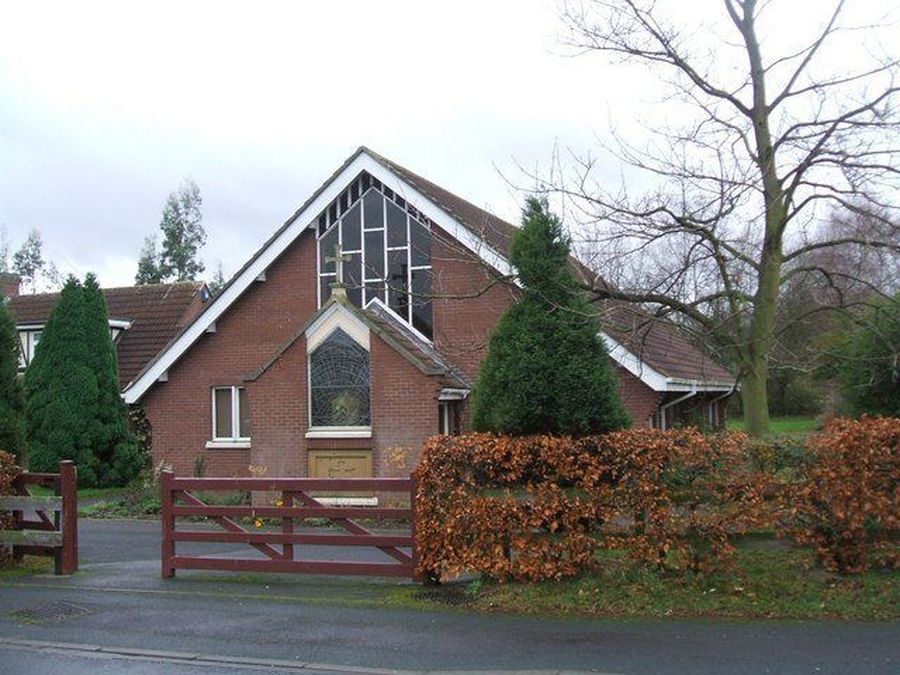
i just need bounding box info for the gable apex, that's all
[305,299,370,353]
[123,148,513,404]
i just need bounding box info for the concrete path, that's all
[0,519,897,674]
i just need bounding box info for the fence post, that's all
[56,460,78,575]
[409,473,421,583]
[161,470,175,578]
[282,490,294,561]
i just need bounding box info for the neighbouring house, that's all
[109,147,735,480]
[6,281,208,388]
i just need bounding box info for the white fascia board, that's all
[123,150,511,405]
[664,379,736,393]
[305,302,370,352]
[600,331,669,391]
[359,156,513,278]
[600,331,735,393]
[20,319,132,330]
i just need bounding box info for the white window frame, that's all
[207,385,251,448]
[315,179,433,340]
[17,329,42,371]
[305,311,373,439]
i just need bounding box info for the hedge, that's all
[414,429,767,582]
[0,450,23,564]
[415,419,900,582]
[780,416,899,573]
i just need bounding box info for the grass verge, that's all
[0,556,53,578]
[27,485,125,501]
[727,415,820,436]
[389,546,899,621]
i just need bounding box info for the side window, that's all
[438,402,461,435]
[212,386,250,440]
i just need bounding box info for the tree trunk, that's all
[741,357,770,436]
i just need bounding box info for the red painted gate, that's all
[160,472,418,580]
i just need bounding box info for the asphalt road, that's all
[0,518,896,674]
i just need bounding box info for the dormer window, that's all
[17,329,42,371]
[17,319,132,372]
[316,172,433,339]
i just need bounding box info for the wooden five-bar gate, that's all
[160,472,418,580]
[0,460,78,575]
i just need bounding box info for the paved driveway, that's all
[0,518,896,674]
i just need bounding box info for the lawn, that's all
[401,545,899,621]
[727,415,820,436]
[26,485,125,501]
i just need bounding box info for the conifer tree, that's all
[24,277,99,483]
[0,300,26,459]
[471,197,630,436]
[82,274,142,485]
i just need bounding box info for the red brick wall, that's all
[370,334,442,476]
[615,365,665,428]
[431,229,518,381]
[140,229,318,477]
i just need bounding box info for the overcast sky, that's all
[1,1,895,288]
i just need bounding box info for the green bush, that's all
[0,302,26,460]
[82,275,142,486]
[471,198,629,436]
[833,295,900,417]
[25,275,141,487]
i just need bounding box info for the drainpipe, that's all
[707,388,736,428]
[658,385,698,431]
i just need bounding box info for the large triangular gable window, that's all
[316,172,433,339]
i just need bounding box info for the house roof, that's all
[364,148,519,260]
[247,293,469,389]
[601,304,735,386]
[366,150,735,388]
[363,299,469,388]
[8,282,206,387]
[122,147,734,403]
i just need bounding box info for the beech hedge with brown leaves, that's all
[414,429,768,582]
[415,419,900,582]
[0,450,23,564]
[780,417,899,574]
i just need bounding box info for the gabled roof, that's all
[364,148,519,260]
[602,304,735,389]
[8,282,206,387]
[247,294,469,388]
[364,299,469,388]
[367,150,735,390]
[122,147,734,403]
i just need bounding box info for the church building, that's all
[121,148,736,479]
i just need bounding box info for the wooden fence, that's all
[161,472,418,580]
[0,460,78,575]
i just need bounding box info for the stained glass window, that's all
[309,329,371,428]
[316,172,433,339]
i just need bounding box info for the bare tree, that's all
[551,0,900,434]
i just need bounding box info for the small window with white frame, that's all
[17,330,42,371]
[211,386,251,442]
